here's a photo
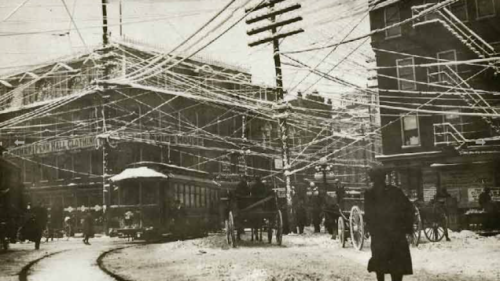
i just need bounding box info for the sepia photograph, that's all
[0,0,499,280]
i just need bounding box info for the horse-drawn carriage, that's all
[223,180,283,248]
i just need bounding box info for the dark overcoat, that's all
[82,213,94,237]
[20,206,47,242]
[364,185,413,275]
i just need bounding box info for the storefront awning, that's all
[110,166,168,182]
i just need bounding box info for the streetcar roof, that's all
[127,161,209,175]
[110,166,169,182]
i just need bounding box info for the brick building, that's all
[0,38,332,230]
[369,0,500,208]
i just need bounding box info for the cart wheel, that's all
[225,220,230,244]
[407,205,422,247]
[424,223,445,242]
[349,206,364,251]
[226,211,236,248]
[338,217,346,248]
[275,210,283,246]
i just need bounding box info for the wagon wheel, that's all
[337,216,346,248]
[275,210,283,246]
[407,205,422,247]
[267,221,273,244]
[226,211,236,248]
[349,206,364,251]
[424,213,446,242]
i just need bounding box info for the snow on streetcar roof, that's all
[110,166,169,182]
[128,161,209,175]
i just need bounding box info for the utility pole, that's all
[245,0,304,233]
[100,0,111,235]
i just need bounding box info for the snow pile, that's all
[284,233,338,249]
[450,230,480,239]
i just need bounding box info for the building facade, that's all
[369,0,500,208]
[0,38,333,231]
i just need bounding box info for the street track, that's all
[18,250,69,281]
[17,244,135,281]
[97,246,135,281]
[15,236,202,281]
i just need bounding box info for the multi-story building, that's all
[369,0,500,208]
[0,38,333,230]
[330,90,382,189]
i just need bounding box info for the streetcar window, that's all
[121,182,139,205]
[196,186,201,207]
[142,184,158,205]
[190,185,195,207]
[201,187,206,207]
[178,184,184,205]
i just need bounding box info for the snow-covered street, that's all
[101,229,500,281]
[1,228,499,281]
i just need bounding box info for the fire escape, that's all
[412,3,500,149]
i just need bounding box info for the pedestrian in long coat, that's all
[82,211,94,245]
[20,203,47,250]
[364,168,413,281]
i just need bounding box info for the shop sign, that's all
[423,188,436,202]
[9,135,97,156]
[468,188,500,202]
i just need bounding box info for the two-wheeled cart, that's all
[336,190,367,251]
[224,193,283,248]
[410,199,455,245]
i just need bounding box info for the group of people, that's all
[18,202,95,248]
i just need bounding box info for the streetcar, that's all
[108,161,224,241]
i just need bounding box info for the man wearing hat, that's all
[364,167,413,281]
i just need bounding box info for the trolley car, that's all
[109,161,223,241]
[223,182,283,248]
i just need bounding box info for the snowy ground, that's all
[0,235,125,281]
[103,228,500,281]
[1,229,498,281]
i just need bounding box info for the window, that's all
[443,109,462,143]
[424,0,441,21]
[174,184,179,201]
[121,182,139,205]
[401,115,421,147]
[192,185,196,207]
[142,185,158,205]
[178,184,186,205]
[476,0,495,18]
[396,58,417,90]
[384,4,402,38]
[58,154,73,180]
[90,150,102,177]
[451,0,468,21]
[437,50,458,83]
[197,186,202,207]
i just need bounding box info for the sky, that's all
[0,0,374,100]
